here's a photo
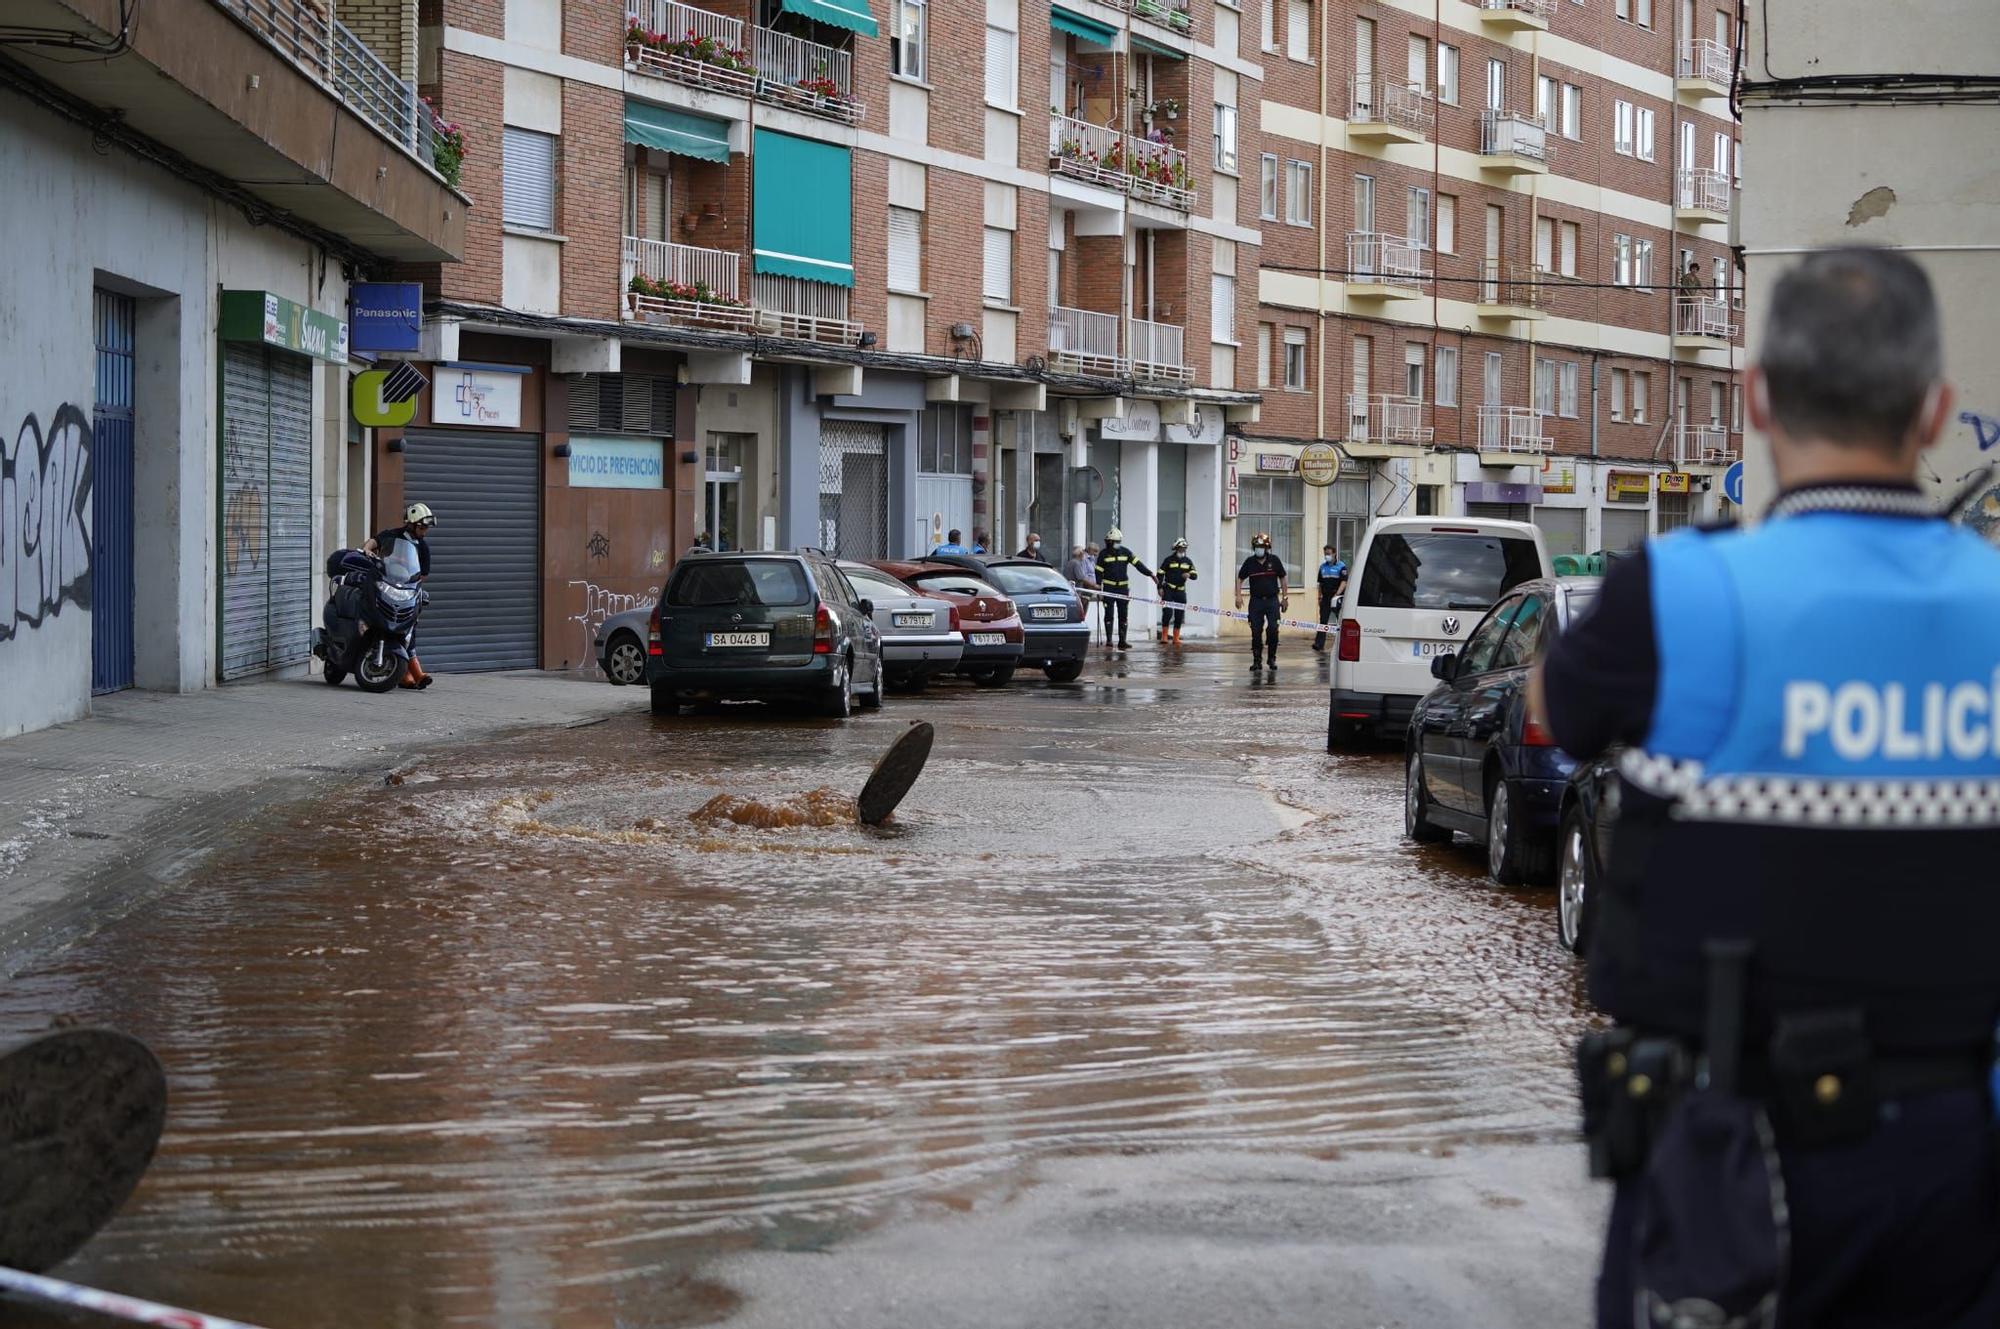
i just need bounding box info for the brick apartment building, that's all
[389,0,1742,660]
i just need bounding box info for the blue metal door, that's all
[92,290,136,695]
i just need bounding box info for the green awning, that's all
[752,130,853,287]
[624,101,731,163]
[1133,35,1184,60]
[777,0,878,36]
[1051,5,1117,46]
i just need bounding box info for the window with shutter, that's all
[1437,193,1456,254]
[1285,161,1312,225]
[1535,217,1554,271]
[1434,345,1457,406]
[1562,84,1581,138]
[503,127,558,232]
[1636,107,1655,161]
[986,25,1018,108]
[1211,274,1236,342]
[1259,154,1278,219]
[1407,187,1429,247]
[1286,0,1309,60]
[1256,323,1272,387]
[1438,44,1458,104]
[983,227,1012,303]
[888,207,922,293]
[1560,362,1578,417]
[1611,368,1627,421]
[1535,359,1556,415]
[1560,222,1579,277]
[1284,327,1308,390]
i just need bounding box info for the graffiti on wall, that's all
[567,579,660,664]
[222,420,267,577]
[1,405,94,644]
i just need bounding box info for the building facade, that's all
[0,0,465,736]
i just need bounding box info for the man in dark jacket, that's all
[1094,528,1154,651]
[1017,532,1050,562]
[1155,538,1198,645]
[1234,533,1287,672]
[363,501,436,689]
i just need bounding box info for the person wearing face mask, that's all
[1234,532,1287,673]
[1017,532,1049,562]
[1310,544,1348,653]
[1155,538,1198,645]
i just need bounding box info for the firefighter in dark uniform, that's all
[1309,544,1348,653]
[1533,247,2000,1327]
[1234,533,1287,672]
[1155,538,1198,645]
[1094,528,1153,651]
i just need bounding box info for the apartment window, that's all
[983,226,1012,303]
[1708,381,1726,428]
[1613,100,1635,155]
[1259,153,1279,219]
[985,25,1018,108]
[1534,357,1556,415]
[1713,131,1730,177]
[1483,351,1503,406]
[1485,57,1506,112]
[1733,136,1743,184]
[888,207,923,293]
[1408,34,1428,88]
[1438,44,1459,105]
[1559,221,1579,277]
[1614,0,1629,16]
[1354,173,1374,231]
[1211,273,1237,342]
[1285,160,1312,224]
[1537,75,1555,126]
[1257,322,1273,387]
[921,404,973,473]
[1634,238,1655,290]
[1636,107,1656,162]
[1535,216,1554,271]
[1437,193,1456,254]
[501,126,557,232]
[1260,0,1275,50]
[1407,187,1430,248]
[1283,326,1308,390]
[1610,368,1628,421]
[1562,83,1581,138]
[1434,344,1457,406]
[1636,0,1652,26]
[893,0,926,80]
[1730,382,1744,432]
[1633,371,1652,423]
[1559,361,1579,417]
[1214,103,1238,173]
[1612,233,1632,285]
[1286,0,1310,60]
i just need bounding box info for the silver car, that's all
[838,560,963,690]
[594,606,652,685]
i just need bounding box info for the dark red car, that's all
[868,560,1026,687]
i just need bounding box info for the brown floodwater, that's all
[0,648,1591,1328]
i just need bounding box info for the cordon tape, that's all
[0,1266,273,1329]
[1085,586,1339,636]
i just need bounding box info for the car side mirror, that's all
[856,599,874,616]
[1430,652,1458,681]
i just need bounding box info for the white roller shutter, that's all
[503,127,557,232]
[888,208,922,293]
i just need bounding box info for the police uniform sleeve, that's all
[1541,548,1658,760]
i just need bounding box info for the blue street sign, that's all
[1723,460,1745,506]
[349,282,423,354]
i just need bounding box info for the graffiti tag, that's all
[1961,410,2000,453]
[587,530,611,562]
[1,405,94,644]
[567,579,659,663]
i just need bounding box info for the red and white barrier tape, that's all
[0,1266,273,1329]
[1087,586,1337,635]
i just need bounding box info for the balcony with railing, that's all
[751,26,862,124]
[1476,260,1548,319]
[1677,426,1737,468]
[1476,406,1552,459]
[1346,394,1435,450]
[1678,37,1732,95]
[1479,110,1552,173]
[1346,232,1430,299]
[1132,0,1197,39]
[1127,137,1195,210]
[1348,77,1435,143]
[1476,0,1555,31]
[1674,296,1737,346]
[1049,306,1126,376]
[1048,116,1196,211]
[625,0,758,97]
[623,237,752,327]
[1676,166,1732,223]
[1129,317,1189,384]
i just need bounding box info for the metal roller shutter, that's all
[1465,502,1532,523]
[266,352,314,673]
[817,421,887,558]
[402,430,541,671]
[1601,507,1649,552]
[219,343,313,681]
[1532,506,1587,557]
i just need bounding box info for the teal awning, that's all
[752,129,853,287]
[624,101,731,162]
[777,0,878,36]
[1133,35,1184,60]
[1051,5,1117,46]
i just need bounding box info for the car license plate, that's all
[1032,605,1068,620]
[706,631,770,648]
[1410,640,1457,657]
[968,632,1006,646]
[893,612,930,628]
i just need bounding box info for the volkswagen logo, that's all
[1441,616,1461,635]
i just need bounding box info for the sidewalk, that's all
[0,671,633,971]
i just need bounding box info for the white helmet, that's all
[405,502,437,527]
[1173,537,1188,549]
[1106,527,1123,542]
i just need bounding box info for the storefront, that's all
[1602,468,1654,550]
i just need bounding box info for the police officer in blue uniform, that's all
[1535,248,2000,1326]
[1309,544,1347,653]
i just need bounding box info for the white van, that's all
[1329,516,1552,747]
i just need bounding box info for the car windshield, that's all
[1357,533,1543,610]
[908,572,998,597]
[841,569,909,600]
[982,564,1073,596]
[666,559,812,608]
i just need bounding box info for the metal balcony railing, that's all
[750,273,861,344]
[1346,394,1434,445]
[1479,0,1556,20]
[333,19,424,150]
[1480,259,1547,310]
[623,237,742,301]
[1480,109,1552,163]
[1679,36,1732,85]
[1677,166,1732,215]
[1050,115,1127,191]
[1350,77,1436,136]
[1347,232,1431,287]
[625,0,756,96]
[751,26,861,123]
[1476,405,1552,456]
[1126,136,1194,210]
[1049,306,1125,376]
[1131,0,1196,37]
[1677,426,1736,467]
[1675,296,1737,340]
[1129,318,1189,384]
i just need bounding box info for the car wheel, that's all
[859,668,884,710]
[1557,805,1595,954]
[971,665,1015,689]
[1044,660,1083,683]
[1485,774,1554,886]
[603,631,646,686]
[1404,751,1452,844]
[819,658,853,718]
[649,682,681,717]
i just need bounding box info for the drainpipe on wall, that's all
[1313,0,1329,448]
[1588,354,1600,457]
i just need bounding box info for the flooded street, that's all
[1,647,1601,1327]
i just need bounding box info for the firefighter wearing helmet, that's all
[1156,537,1198,646]
[1093,528,1154,652]
[1235,531,1288,673]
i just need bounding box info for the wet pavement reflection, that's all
[0,645,1592,1327]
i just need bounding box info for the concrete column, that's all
[1186,444,1223,639]
[776,368,820,549]
[1010,419,1034,553]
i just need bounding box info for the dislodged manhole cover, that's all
[856,721,935,826]
[0,1028,166,1272]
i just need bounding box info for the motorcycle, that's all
[312,549,428,693]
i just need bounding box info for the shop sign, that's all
[1658,472,1692,494]
[1226,463,1240,493]
[569,437,666,489]
[1098,399,1161,442]
[431,363,526,429]
[348,282,424,353]
[1541,459,1577,495]
[351,371,416,428]
[1464,481,1543,504]
[1224,489,1239,519]
[1298,443,1342,487]
[219,289,349,364]
[1607,469,1652,501]
[1255,452,1298,475]
[1163,404,1225,446]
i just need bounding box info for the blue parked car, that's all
[1401,576,1600,884]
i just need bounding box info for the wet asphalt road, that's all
[1,642,1604,1328]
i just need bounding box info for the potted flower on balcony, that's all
[1147,97,1180,121]
[421,96,465,187]
[795,74,842,103]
